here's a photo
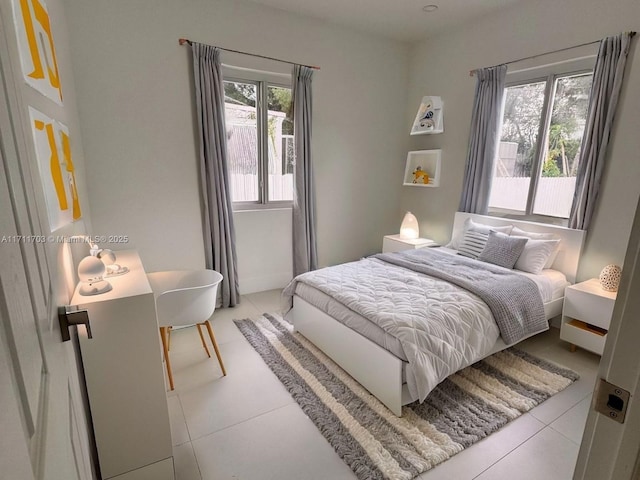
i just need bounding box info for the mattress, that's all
[291,252,568,379]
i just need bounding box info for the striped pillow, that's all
[457,230,489,259]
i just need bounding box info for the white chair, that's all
[147,270,226,391]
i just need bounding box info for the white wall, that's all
[62,0,410,290]
[403,0,640,281]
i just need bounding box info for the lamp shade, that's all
[599,264,622,292]
[400,212,419,240]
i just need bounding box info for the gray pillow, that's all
[478,231,528,269]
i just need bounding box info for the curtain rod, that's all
[178,38,320,70]
[469,31,636,76]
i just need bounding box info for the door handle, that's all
[58,306,93,341]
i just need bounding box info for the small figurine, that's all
[413,166,429,184]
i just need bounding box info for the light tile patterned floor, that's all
[167,289,600,480]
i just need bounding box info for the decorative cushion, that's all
[457,230,489,259]
[514,238,561,274]
[478,231,528,269]
[510,226,561,269]
[448,218,513,250]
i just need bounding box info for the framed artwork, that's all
[410,96,443,135]
[11,0,63,104]
[28,107,81,231]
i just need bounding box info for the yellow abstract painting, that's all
[29,107,81,231]
[12,0,63,104]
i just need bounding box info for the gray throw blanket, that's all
[373,249,547,345]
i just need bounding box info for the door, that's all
[0,5,94,479]
[574,192,640,479]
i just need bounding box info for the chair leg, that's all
[196,324,211,357]
[167,326,172,351]
[203,320,226,376]
[159,327,175,391]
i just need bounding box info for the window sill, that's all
[233,203,293,213]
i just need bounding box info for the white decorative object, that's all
[410,96,443,135]
[399,212,419,239]
[77,256,112,296]
[599,264,622,292]
[98,248,129,277]
[403,150,441,187]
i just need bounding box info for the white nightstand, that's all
[382,234,438,253]
[560,278,617,355]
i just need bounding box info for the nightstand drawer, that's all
[564,289,615,330]
[560,319,607,355]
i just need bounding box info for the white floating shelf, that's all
[403,150,441,188]
[410,96,443,135]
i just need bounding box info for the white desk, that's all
[71,250,174,480]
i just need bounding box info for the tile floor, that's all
[166,289,600,480]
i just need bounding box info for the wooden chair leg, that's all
[203,320,226,376]
[159,327,175,390]
[196,324,211,357]
[167,326,172,351]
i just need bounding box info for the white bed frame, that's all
[285,212,585,416]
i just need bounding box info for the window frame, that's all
[223,69,294,211]
[488,55,596,224]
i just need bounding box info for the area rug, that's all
[234,313,579,480]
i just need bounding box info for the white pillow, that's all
[510,226,556,240]
[514,238,561,274]
[510,226,561,269]
[448,218,513,250]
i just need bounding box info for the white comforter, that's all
[283,257,501,402]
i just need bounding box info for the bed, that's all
[283,212,585,416]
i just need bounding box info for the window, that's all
[488,69,593,220]
[224,77,294,206]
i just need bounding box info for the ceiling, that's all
[245,0,525,43]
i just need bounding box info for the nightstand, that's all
[382,234,438,253]
[560,278,617,355]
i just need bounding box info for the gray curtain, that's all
[191,43,239,307]
[458,64,508,214]
[569,32,634,230]
[292,65,318,276]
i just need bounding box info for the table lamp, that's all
[400,212,419,240]
[77,255,112,296]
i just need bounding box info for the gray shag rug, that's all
[234,313,579,480]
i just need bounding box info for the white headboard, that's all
[451,212,586,284]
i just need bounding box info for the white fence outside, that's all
[230,174,294,203]
[489,176,576,218]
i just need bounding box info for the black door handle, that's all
[58,306,93,342]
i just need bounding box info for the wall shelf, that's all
[403,150,441,187]
[410,96,443,135]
